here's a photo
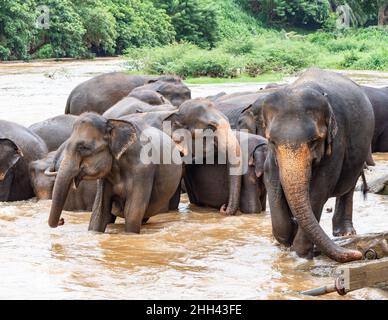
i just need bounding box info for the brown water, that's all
[0,59,388,299]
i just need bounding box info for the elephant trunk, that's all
[218,119,242,215]
[48,154,80,228]
[277,144,362,263]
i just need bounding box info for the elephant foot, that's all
[220,204,238,216]
[58,218,65,226]
[333,221,356,237]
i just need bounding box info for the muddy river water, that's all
[1,58,388,299]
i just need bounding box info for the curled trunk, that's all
[277,144,362,263]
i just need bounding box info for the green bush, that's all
[352,49,388,71]
[32,44,54,59]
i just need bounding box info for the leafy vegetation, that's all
[1,0,387,81]
[126,27,388,78]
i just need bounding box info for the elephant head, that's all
[29,152,56,200]
[261,88,362,263]
[48,113,138,228]
[0,138,23,181]
[133,79,191,107]
[165,99,242,215]
[128,89,171,106]
[0,139,23,201]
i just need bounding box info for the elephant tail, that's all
[361,170,369,200]
[64,94,71,114]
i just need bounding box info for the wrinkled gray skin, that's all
[29,151,96,211]
[262,68,374,263]
[29,115,78,152]
[0,120,48,201]
[103,97,176,119]
[48,113,182,233]
[121,99,243,216]
[214,90,277,135]
[361,86,388,153]
[131,80,191,107]
[184,132,268,213]
[65,72,188,115]
[128,89,171,105]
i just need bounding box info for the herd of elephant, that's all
[1,68,388,264]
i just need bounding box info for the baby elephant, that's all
[184,132,267,213]
[48,113,182,233]
[29,151,96,211]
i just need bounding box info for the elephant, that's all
[102,97,176,119]
[120,99,244,216]
[128,89,171,105]
[361,86,388,152]
[29,150,96,211]
[65,72,189,115]
[183,131,268,213]
[29,115,78,152]
[214,89,278,135]
[48,113,182,233]
[0,120,48,201]
[130,79,191,107]
[260,68,374,263]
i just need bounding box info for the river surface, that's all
[0,58,388,299]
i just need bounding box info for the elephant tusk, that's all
[44,168,58,177]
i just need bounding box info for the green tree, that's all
[0,0,36,60]
[32,0,86,58]
[153,0,220,48]
[249,0,332,28]
[73,0,118,56]
[106,0,175,53]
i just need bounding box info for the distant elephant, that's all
[29,150,96,211]
[128,89,171,105]
[361,86,388,152]
[103,97,176,119]
[29,115,78,152]
[184,132,268,213]
[130,81,191,108]
[120,99,244,216]
[214,89,277,135]
[0,120,48,201]
[65,72,190,115]
[261,68,374,263]
[48,113,182,233]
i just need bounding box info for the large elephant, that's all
[29,115,78,152]
[65,72,190,115]
[361,86,388,152]
[184,131,267,213]
[0,120,48,201]
[29,150,96,211]
[102,97,176,119]
[261,68,374,263]
[121,99,244,215]
[48,113,182,233]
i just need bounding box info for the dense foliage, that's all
[0,0,386,66]
[126,27,388,78]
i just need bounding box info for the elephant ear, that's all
[249,144,268,178]
[107,120,137,160]
[325,100,338,157]
[0,139,23,179]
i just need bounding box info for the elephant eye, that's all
[77,143,92,155]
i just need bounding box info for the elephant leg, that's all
[88,179,115,232]
[260,189,267,212]
[168,181,181,210]
[332,188,356,237]
[374,127,388,152]
[124,174,154,234]
[264,157,296,246]
[240,167,262,213]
